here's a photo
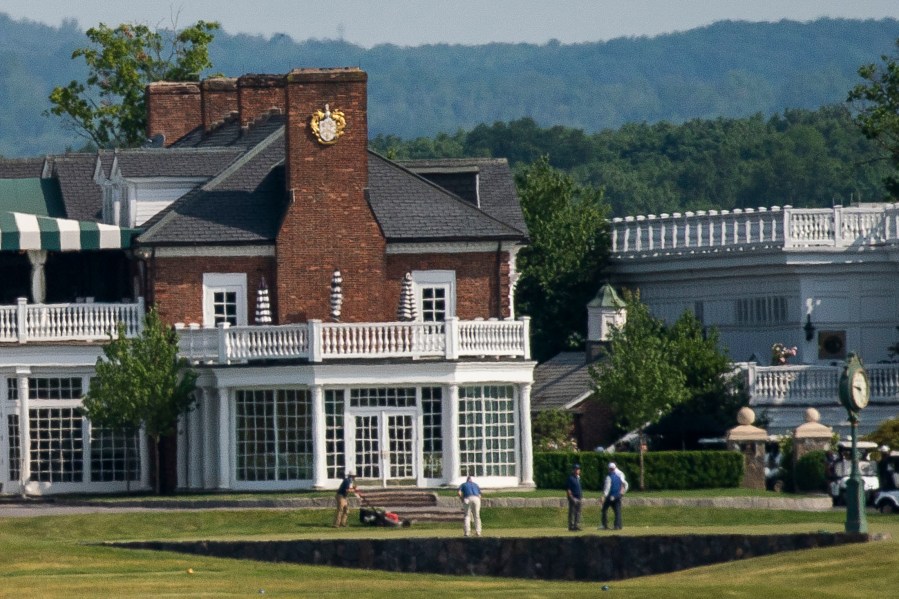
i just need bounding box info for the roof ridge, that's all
[369,150,527,238]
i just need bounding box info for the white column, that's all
[16,368,30,493]
[202,388,216,489]
[311,384,327,488]
[217,386,231,489]
[188,393,203,489]
[176,412,187,490]
[518,383,535,486]
[443,384,460,485]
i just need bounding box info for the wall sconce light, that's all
[803,314,816,341]
[133,246,153,261]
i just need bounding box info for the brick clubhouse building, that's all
[0,68,534,495]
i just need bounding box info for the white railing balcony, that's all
[176,316,531,364]
[739,362,899,406]
[0,297,145,343]
[610,204,899,257]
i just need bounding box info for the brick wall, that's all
[151,256,276,325]
[201,78,238,132]
[237,74,286,127]
[146,82,202,147]
[277,68,387,324]
[386,252,511,320]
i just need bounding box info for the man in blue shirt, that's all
[333,472,356,528]
[458,475,482,537]
[600,462,628,530]
[566,463,583,531]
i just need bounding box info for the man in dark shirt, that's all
[333,472,356,527]
[566,463,583,531]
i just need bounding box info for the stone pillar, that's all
[311,384,327,488]
[726,407,768,490]
[793,408,834,461]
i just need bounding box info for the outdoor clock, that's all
[839,353,870,413]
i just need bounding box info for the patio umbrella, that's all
[397,272,417,321]
[330,269,343,322]
[255,277,272,324]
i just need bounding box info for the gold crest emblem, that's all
[310,103,346,145]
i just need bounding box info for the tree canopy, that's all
[848,37,899,198]
[514,157,609,361]
[83,309,198,493]
[47,20,219,148]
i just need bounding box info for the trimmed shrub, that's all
[794,450,827,492]
[535,451,744,490]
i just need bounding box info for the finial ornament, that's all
[310,103,346,145]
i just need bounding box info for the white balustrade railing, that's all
[0,297,144,343]
[176,316,531,364]
[611,204,899,256]
[740,362,899,406]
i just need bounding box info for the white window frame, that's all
[411,270,456,322]
[203,273,248,327]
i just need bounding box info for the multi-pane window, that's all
[7,414,20,480]
[235,389,312,481]
[90,428,140,482]
[212,291,238,326]
[325,390,345,479]
[421,286,448,322]
[735,297,788,325]
[458,385,517,477]
[29,408,84,482]
[422,387,443,478]
[7,378,17,400]
[28,377,82,400]
[349,387,416,408]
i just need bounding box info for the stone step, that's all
[355,489,438,508]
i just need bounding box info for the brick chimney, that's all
[145,82,201,146]
[201,77,238,132]
[276,67,387,323]
[237,74,286,127]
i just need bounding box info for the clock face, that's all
[851,370,869,409]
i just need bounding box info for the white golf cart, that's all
[829,440,880,506]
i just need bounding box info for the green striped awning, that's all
[0,212,138,251]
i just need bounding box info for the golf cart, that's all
[874,489,899,514]
[829,440,880,506]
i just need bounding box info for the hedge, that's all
[534,451,744,490]
[794,450,827,492]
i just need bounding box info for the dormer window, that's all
[409,166,480,207]
[412,270,456,321]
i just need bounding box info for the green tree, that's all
[47,20,219,148]
[590,291,691,489]
[83,309,198,494]
[532,409,576,451]
[515,156,610,361]
[864,416,899,449]
[847,38,899,198]
[647,312,749,449]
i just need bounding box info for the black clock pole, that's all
[844,411,868,534]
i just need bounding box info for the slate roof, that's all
[399,158,528,236]
[47,154,104,221]
[0,157,45,179]
[112,148,243,178]
[137,129,287,245]
[368,152,527,242]
[531,352,596,411]
[170,112,287,149]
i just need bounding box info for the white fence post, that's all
[216,322,230,364]
[16,297,27,344]
[445,317,459,360]
[520,316,531,360]
[309,319,323,363]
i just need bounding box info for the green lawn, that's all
[1,505,897,598]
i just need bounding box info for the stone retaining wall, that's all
[114,532,866,581]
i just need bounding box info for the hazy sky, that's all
[1,0,897,47]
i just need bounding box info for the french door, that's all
[351,411,416,484]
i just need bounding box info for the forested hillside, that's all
[0,14,896,157]
[372,106,891,216]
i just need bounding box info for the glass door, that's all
[351,411,417,485]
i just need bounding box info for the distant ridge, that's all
[0,15,897,156]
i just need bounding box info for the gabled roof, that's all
[137,129,287,245]
[48,154,104,221]
[531,352,596,411]
[369,153,527,242]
